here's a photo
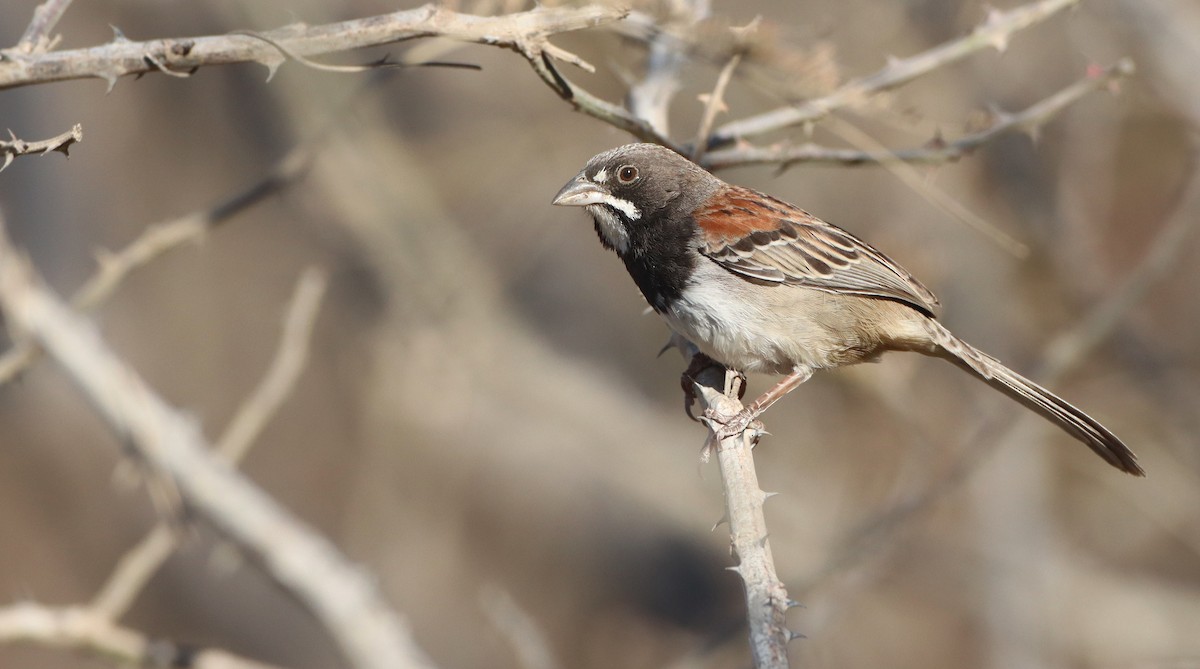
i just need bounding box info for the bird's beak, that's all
[552,176,606,207]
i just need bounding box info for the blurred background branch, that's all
[0,217,431,669]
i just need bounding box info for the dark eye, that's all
[617,165,639,183]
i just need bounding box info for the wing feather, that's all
[696,186,940,316]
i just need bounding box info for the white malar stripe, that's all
[597,193,640,220]
[586,204,630,254]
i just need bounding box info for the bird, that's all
[552,142,1143,476]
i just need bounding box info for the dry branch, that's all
[0,4,675,147]
[705,0,1080,149]
[702,59,1135,170]
[9,0,74,54]
[0,4,616,88]
[0,124,81,172]
[698,382,792,668]
[673,339,792,668]
[0,220,434,669]
[0,601,281,669]
[626,0,711,136]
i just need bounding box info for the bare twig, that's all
[90,269,327,620]
[626,0,712,137]
[228,29,480,73]
[0,218,435,669]
[701,59,1136,170]
[820,113,1030,258]
[216,268,327,462]
[8,0,74,54]
[0,124,82,172]
[692,52,743,164]
[0,143,310,385]
[88,525,177,621]
[0,5,623,90]
[0,601,282,669]
[705,0,1080,149]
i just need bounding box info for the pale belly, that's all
[659,261,931,374]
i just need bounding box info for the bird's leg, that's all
[712,366,813,440]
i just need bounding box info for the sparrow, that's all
[553,143,1143,476]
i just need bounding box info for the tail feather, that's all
[924,321,1144,476]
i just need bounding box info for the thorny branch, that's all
[0,5,620,88]
[672,337,793,668]
[0,217,435,669]
[701,59,1136,170]
[704,0,1081,150]
[0,124,82,172]
[0,0,1108,169]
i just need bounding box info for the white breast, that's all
[660,259,870,375]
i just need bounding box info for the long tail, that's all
[924,320,1144,476]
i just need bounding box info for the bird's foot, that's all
[708,407,766,443]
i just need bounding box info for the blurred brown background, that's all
[1,0,1198,667]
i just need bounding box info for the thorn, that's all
[263,60,282,83]
[926,128,946,150]
[726,564,745,578]
[761,491,779,503]
[697,93,729,115]
[984,102,1013,127]
[101,71,118,94]
[0,153,13,173]
[730,15,762,41]
[711,515,729,532]
[1024,123,1042,146]
[110,25,129,43]
[786,598,805,609]
[787,630,808,642]
[979,7,1008,52]
[886,54,902,69]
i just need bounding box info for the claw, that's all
[680,353,723,422]
[712,408,759,441]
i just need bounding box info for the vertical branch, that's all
[694,378,792,668]
[11,0,75,53]
[627,0,711,136]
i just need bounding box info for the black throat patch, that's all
[618,214,696,313]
